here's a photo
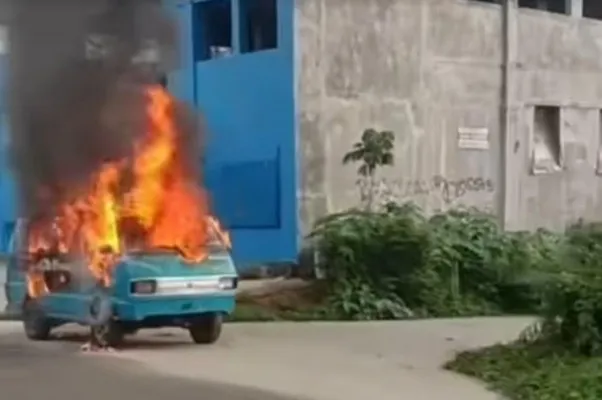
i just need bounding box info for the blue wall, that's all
[168,0,298,267]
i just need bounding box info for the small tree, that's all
[343,128,394,210]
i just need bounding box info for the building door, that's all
[167,0,297,268]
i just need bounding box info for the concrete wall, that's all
[296,0,602,232]
[506,3,602,230]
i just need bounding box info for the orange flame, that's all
[25,85,229,297]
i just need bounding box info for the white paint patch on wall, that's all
[0,25,8,54]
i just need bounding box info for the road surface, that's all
[0,324,297,400]
[0,317,535,400]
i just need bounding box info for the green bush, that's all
[445,222,602,400]
[310,203,562,319]
[527,222,602,355]
[310,203,427,320]
[311,199,602,353]
[446,341,602,400]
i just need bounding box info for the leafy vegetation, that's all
[343,128,394,210]
[308,127,562,320]
[310,202,563,320]
[443,221,602,399]
[446,342,602,400]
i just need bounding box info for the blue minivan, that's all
[4,218,238,347]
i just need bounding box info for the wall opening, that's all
[584,0,602,20]
[532,106,562,174]
[193,0,232,61]
[239,0,278,53]
[518,0,569,14]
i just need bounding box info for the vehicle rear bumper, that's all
[114,293,236,322]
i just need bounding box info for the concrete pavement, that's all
[0,324,297,400]
[0,317,533,400]
[116,318,532,400]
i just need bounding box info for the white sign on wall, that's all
[457,127,489,150]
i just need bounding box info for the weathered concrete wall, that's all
[505,6,602,230]
[296,0,602,232]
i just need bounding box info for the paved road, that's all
[0,318,535,400]
[0,326,299,400]
[73,318,534,400]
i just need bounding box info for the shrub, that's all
[310,203,561,319]
[310,203,427,320]
[315,127,602,332]
[527,223,602,355]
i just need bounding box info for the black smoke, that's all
[6,0,200,219]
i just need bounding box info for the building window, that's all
[193,0,233,62]
[239,0,278,53]
[584,0,602,20]
[531,106,562,174]
[519,0,569,14]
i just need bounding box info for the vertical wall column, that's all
[501,0,519,230]
[570,0,583,17]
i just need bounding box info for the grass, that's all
[445,341,602,400]
[227,302,326,322]
[228,280,332,322]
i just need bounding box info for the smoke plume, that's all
[7,0,200,219]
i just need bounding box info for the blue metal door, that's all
[0,52,16,254]
[167,0,297,268]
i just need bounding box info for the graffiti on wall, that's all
[365,175,495,205]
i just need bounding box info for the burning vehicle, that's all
[3,1,238,348]
[4,85,238,348]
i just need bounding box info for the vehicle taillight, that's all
[130,280,157,295]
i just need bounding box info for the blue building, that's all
[167,0,298,268]
[0,0,299,268]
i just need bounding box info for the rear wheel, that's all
[22,299,51,341]
[188,313,223,344]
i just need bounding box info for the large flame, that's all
[25,85,230,298]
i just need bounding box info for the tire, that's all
[90,319,125,348]
[188,313,223,344]
[22,299,51,341]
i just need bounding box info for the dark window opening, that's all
[240,0,278,53]
[584,0,602,20]
[518,0,569,14]
[193,0,232,62]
